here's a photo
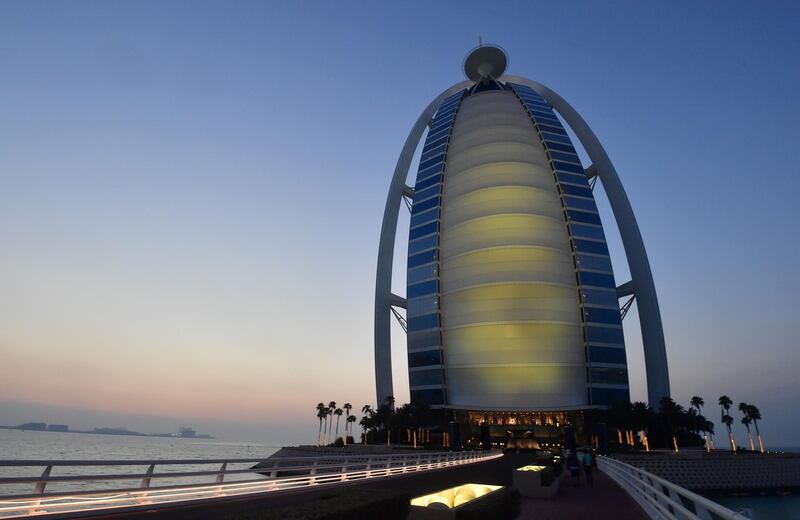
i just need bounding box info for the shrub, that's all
[452,487,520,520]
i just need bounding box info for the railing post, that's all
[33,465,52,495]
[136,463,156,504]
[309,460,318,485]
[365,457,372,478]
[341,459,348,481]
[270,461,279,478]
[214,462,227,496]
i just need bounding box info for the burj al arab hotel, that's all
[374,44,669,429]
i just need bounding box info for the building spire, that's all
[478,36,483,48]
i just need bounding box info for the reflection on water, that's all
[0,429,279,497]
[712,494,800,520]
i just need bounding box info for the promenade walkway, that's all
[76,452,647,519]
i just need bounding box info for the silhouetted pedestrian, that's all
[567,449,581,486]
[582,449,594,487]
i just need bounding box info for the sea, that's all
[0,430,797,519]
[0,428,280,497]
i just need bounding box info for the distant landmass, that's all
[2,422,213,439]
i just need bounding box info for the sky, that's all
[1,1,798,447]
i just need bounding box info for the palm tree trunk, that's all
[752,420,764,453]
[335,416,340,439]
[317,418,322,447]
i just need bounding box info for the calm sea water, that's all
[0,429,279,497]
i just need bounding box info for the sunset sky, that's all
[1,1,798,446]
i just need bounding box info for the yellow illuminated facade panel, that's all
[439,90,586,410]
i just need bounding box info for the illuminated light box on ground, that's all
[409,483,503,518]
[513,464,558,498]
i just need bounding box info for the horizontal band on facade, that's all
[438,280,579,297]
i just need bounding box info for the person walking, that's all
[567,449,581,487]
[582,449,594,487]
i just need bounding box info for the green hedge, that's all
[223,487,410,520]
[450,487,520,520]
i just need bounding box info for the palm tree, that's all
[741,415,754,451]
[721,414,735,452]
[747,404,765,453]
[361,405,373,444]
[718,395,735,451]
[333,407,343,441]
[690,396,704,414]
[346,415,356,445]
[326,401,336,444]
[342,403,352,437]
[316,402,326,446]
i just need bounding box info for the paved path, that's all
[72,452,647,519]
[518,469,648,520]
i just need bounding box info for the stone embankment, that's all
[615,451,800,493]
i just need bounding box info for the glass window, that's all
[409,369,444,387]
[414,184,441,203]
[422,135,449,155]
[428,119,452,136]
[421,143,447,163]
[579,270,616,288]
[589,346,627,365]
[408,295,438,317]
[408,249,437,269]
[557,171,588,186]
[568,209,602,225]
[549,150,581,164]
[408,263,437,284]
[409,234,438,255]
[531,112,560,125]
[426,126,451,143]
[409,221,437,240]
[434,105,457,119]
[419,154,444,172]
[408,313,439,332]
[581,287,618,307]
[560,184,593,199]
[415,173,442,191]
[553,161,585,174]
[410,208,437,228]
[541,132,572,145]
[408,328,441,349]
[585,306,621,325]
[576,253,612,272]
[408,349,442,368]
[407,279,438,299]
[574,238,609,255]
[412,195,440,214]
[410,388,445,405]
[570,223,606,242]
[538,123,567,136]
[437,98,461,112]
[417,162,444,182]
[546,141,577,154]
[564,195,598,212]
[591,368,629,385]
[591,388,630,406]
[586,325,625,345]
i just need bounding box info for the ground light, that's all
[410,484,502,509]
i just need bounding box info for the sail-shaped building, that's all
[374,45,669,432]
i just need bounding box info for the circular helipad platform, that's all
[463,45,508,81]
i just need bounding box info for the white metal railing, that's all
[598,455,750,520]
[0,450,502,518]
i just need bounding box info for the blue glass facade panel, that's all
[508,82,628,407]
[407,88,466,407]
[409,234,438,255]
[570,223,606,241]
[588,346,628,365]
[408,313,439,332]
[408,349,442,368]
[591,388,630,406]
[586,326,625,345]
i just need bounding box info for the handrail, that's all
[598,455,750,520]
[0,450,502,518]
